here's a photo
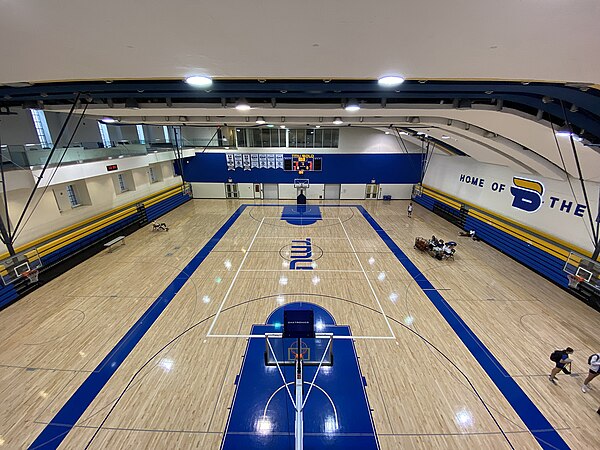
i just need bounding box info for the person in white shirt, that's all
[407,202,413,218]
[582,353,600,393]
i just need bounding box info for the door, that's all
[324,184,341,200]
[254,184,262,199]
[225,183,239,198]
[263,184,279,200]
[365,184,380,199]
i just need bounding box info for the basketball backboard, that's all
[265,333,333,366]
[0,248,42,285]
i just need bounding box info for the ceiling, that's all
[1,1,599,84]
[1,1,599,182]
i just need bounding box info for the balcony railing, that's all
[0,138,227,170]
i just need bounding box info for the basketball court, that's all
[0,199,597,449]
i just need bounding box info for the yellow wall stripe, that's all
[0,184,184,261]
[422,185,592,258]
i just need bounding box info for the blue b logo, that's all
[510,177,544,213]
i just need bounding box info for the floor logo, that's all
[290,238,313,270]
[510,177,544,213]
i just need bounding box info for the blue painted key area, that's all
[221,302,378,450]
[281,205,322,226]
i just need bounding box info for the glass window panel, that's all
[306,129,314,147]
[261,129,271,147]
[332,129,339,147]
[323,129,332,147]
[314,129,323,147]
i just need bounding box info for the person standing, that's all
[549,347,574,384]
[407,202,413,218]
[581,353,600,393]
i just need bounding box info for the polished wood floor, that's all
[0,199,599,449]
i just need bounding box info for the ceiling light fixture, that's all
[345,99,360,112]
[555,125,573,137]
[441,135,450,139]
[185,76,213,87]
[256,116,266,124]
[100,117,117,124]
[332,117,343,125]
[378,76,405,87]
[235,98,251,111]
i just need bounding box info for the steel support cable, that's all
[11,103,88,245]
[0,131,12,244]
[11,93,81,239]
[559,100,599,245]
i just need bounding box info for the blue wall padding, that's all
[182,153,423,183]
[414,192,569,288]
[0,191,190,310]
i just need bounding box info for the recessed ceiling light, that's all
[185,76,213,87]
[235,98,251,111]
[378,76,405,87]
[345,99,360,112]
[256,116,266,124]
[441,135,450,139]
[100,117,117,123]
[280,125,286,128]
[332,117,343,125]
[315,125,321,128]
[385,131,391,135]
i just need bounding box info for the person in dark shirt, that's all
[549,347,574,384]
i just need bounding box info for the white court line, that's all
[239,269,363,273]
[338,217,396,339]
[209,334,395,340]
[261,217,343,220]
[255,236,350,240]
[206,218,265,337]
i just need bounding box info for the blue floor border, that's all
[28,203,568,450]
[29,205,248,450]
[355,205,568,450]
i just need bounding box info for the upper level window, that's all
[66,184,80,207]
[235,128,338,148]
[117,173,128,193]
[30,109,53,149]
[163,126,171,143]
[136,125,146,144]
[98,123,112,148]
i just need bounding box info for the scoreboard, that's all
[283,154,322,172]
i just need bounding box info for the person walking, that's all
[407,202,413,218]
[549,347,574,384]
[581,353,600,393]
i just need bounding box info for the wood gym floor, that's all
[0,199,598,449]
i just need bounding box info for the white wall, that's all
[278,184,297,200]
[423,154,600,252]
[305,184,324,199]
[1,166,181,251]
[238,183,254,199]
[191,182,225,199]
[380,184,413,199]
[341,184,366,199]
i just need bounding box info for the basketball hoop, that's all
[21,269,39,284]
[567,273,584,288]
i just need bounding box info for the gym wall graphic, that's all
[423,155,600,252]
